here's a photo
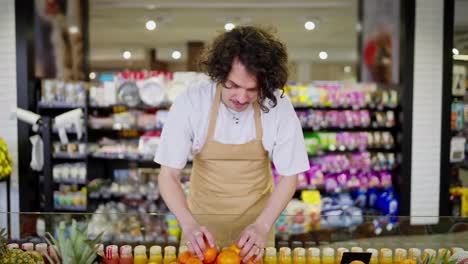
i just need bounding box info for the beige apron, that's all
[182,85,275,248]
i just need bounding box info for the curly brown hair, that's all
[199,26,288,112]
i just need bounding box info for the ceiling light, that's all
[68,26,79,34]
[304,21,316,31]
[344,66,351,73]
[319,51,328,60]
[225,22,235,31]
[171,50,182,60]
[452,48,459,55]
[122,51,132,60]
[89,72,96,80]
[146,20,157,31]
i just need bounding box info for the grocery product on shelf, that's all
[149,245,163,264]
[321,248,335,264]
[293,248,306,264]
[40,79,87,107]
[52,162,87,184]
[367,249,379,264]
[120,245,134,264]
[285,83,398,109]
[134,245,148,264]
[106,245,120,264]
[163,246,177,264]
[53,185,87,211]
[279,247,292,264]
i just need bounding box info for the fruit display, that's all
[0,228,41,264]
[0,138,13,180]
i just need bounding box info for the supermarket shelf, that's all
[53,179,87,185]
[308,147,396,156]
[294,105,399,111]
[89,103,171,110]
[53,205,87,212]
[88,153,160,167]
[38,101,86,109]
[88,126,161,132]
[88,193,158,202]
[52,153,87,160]
[302,126,397,132]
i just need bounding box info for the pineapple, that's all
[0,228,36,264]
[44,220,102,264]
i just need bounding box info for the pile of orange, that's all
[178,244,262,264]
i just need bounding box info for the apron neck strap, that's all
[207,83,263,140]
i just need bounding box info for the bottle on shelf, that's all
[106,245,120,264]
[35,243,49,264]
[336,248,349,264]
[95,244,105,264]
[134,245,148,264]
[264,247,278,264]
[321,248,334,264]
[422,249,436,264]
[293,248,306,264]
[437,248,450,262]
[149,245,163,264]
[394,248,407,264]
[178,246,189,256]
[408,248,421,262]
[351,247,363,253]
[163,246,177,264]
[366,248,378,264]
[21,242,34,252]
[306,248,320,264]
[279,247,292,264]
[120,245,134,264]
[6,243,19,249]
[379,248,392,264]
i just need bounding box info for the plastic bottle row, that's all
[6,242,465,264]
[297,110,396,130]
[285,83,399,109]
[304,132,395,156]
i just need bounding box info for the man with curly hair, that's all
[155,26,309,262]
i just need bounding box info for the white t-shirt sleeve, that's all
[271,95,310,177]
[154,92,193,169]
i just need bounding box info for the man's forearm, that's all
[255,175,297,230]
[159,167,197,228]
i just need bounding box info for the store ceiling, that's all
[89,0,359,66]
[89,0,468,69]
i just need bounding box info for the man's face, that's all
[221,58,259,112]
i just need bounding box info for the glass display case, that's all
[1,212,467,249]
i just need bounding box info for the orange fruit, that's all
[228,244,241,255]
[203,246,218,264]
[179,252,195,264]
[217,250,241,264]
[186,257,204,264]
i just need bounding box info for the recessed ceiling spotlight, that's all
[319,51,328,60]
[146,20,157,31]
[172,50,182,60]
[304,21,316,31]
[122,51,132,60]
[224,22,235,31]
[89,72,96,80]
[453,48,459,55]
[344,66,351,73]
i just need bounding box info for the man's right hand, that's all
[182,223,216,260]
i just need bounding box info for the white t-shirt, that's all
[154,80,310,177]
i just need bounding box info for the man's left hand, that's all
[237,221,269,263]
